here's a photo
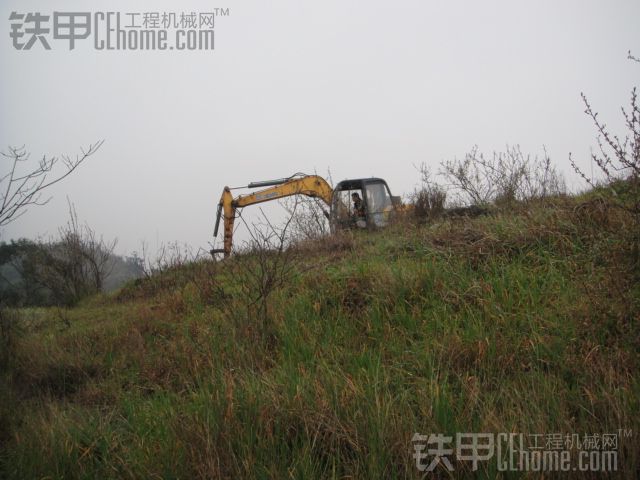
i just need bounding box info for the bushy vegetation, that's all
[0,183,638,478]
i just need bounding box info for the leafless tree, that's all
[33,202,117,305]
[0,141,103,228]
[61,202,117,292]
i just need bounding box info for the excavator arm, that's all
[212,174,333,257]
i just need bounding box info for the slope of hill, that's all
[1,191,638,478]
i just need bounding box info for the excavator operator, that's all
[351,192,366,218]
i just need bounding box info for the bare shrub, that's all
[126,241,213,300]
[569,90,639,191]
[229,203,302,341]
[139,241,203,279]
[412,165,447,221]
[440,145,565,207]
[280,170,333,241]
[569,56,639,266]
[281,196,330,241]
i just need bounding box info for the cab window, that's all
[364,182,392,227]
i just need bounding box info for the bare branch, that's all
[0,140,104,228]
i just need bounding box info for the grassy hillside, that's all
[1,191,638,478]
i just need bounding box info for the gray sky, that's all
[1,0,639,255]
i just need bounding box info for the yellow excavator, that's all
[211,173,402,257]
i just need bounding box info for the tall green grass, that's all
[1,194,638,478]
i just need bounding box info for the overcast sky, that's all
[1,0,639,255]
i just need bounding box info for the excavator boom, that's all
[212,174,333,257]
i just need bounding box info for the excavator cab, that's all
[330,178,398,232]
